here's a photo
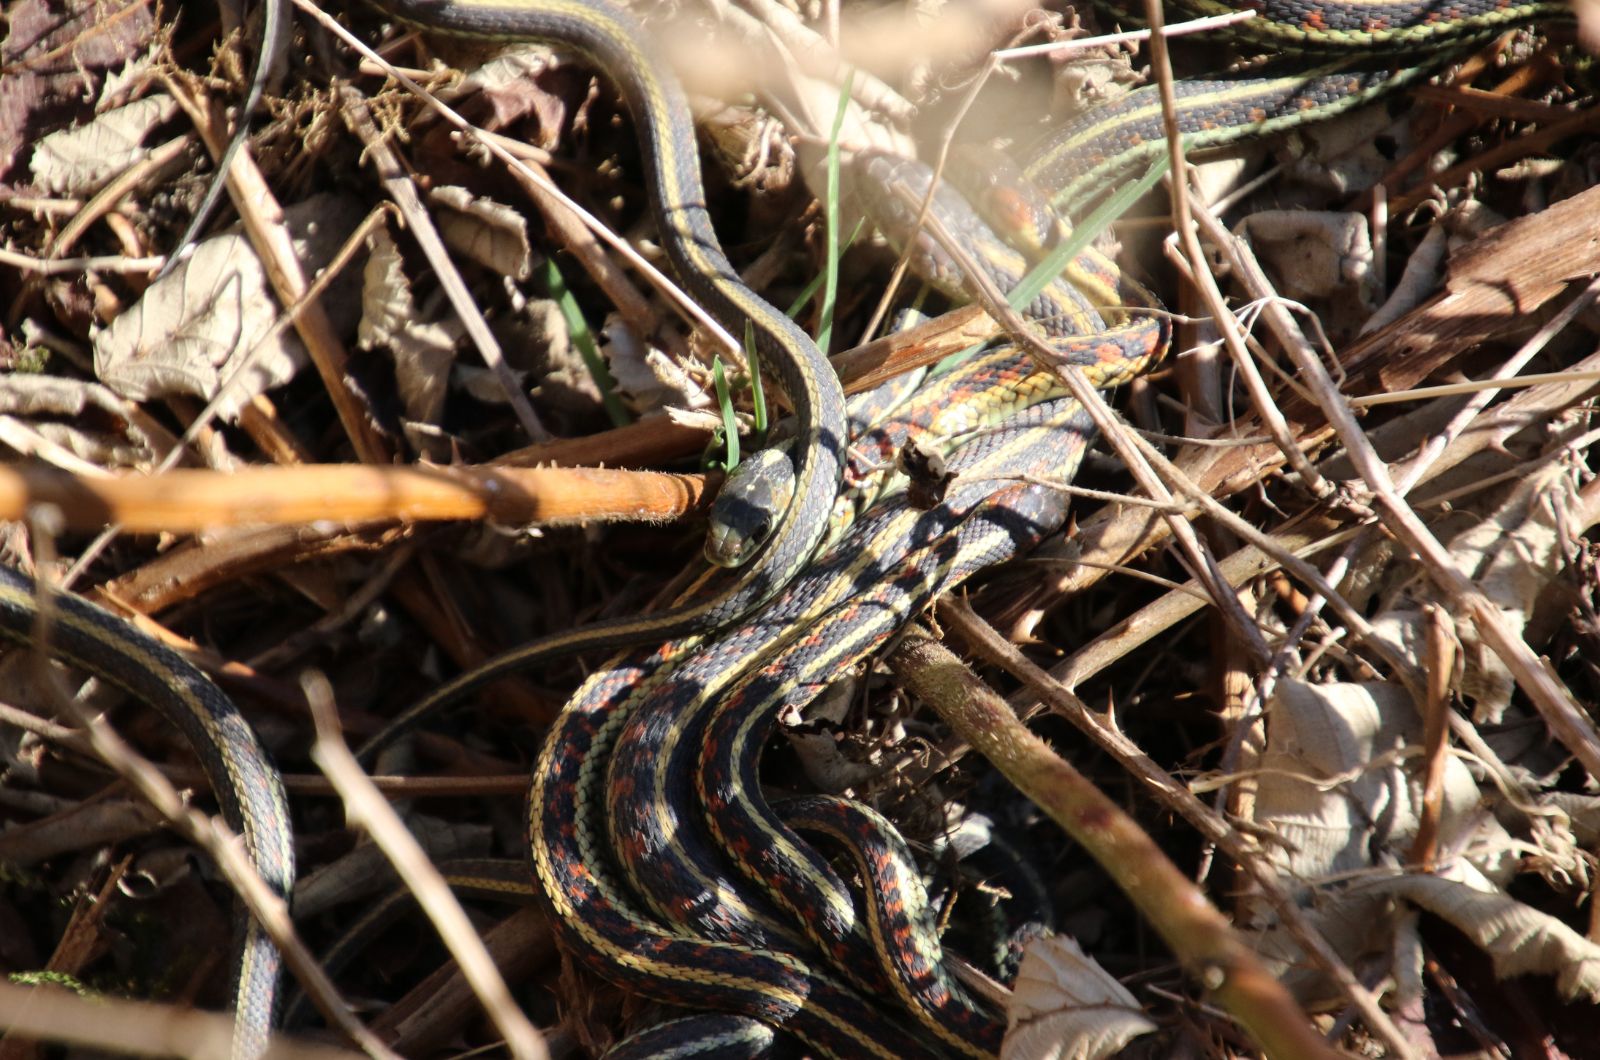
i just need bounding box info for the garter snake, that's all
[540,355,1121,1057]
[357,0,850,748]
[0,565,293,1060]
[595,184,1168,1060]
[601,392,1105,1057]
[1024,0,1574,213]
[519,2,1575,1052]
[4,0,1579,1055]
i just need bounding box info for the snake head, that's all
[852,149,1004,303]
[704,447,796,568]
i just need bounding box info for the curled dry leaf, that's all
[360,222,462,434]
[93,193,363,419]
[1513,790,1600,895]
[98,54,156,112]
[1362,224,1448,334]
[785,730,885,794]
[124,845,196,899]
[30,95,179,196]
[0,373,162,469]
[429,185,534,281]
[392,325,460,457]
[1255,680,1513,888]
[1540,791,1600,849]
[699,104,797,194]
[515,299,592,413]
[1351,874,1600,1003]
[606,321,711,414]
[1046,46,1141,119]
[1233,210,1377,342]
[358,222,416,348]
[457,47,567,146]
[1003,934,1155,1060]
[1370,462,1593,723]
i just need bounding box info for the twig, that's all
[0,980,361,1060]
[993,10,1256,58]
[0,462,714,532]
[890,621,1344,1060]
[21,530,395,1059]
[300,0,745,360]
[338,87,550,442]
[305,673,548,1060]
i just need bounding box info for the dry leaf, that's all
[1003,935,1155,1060]
[359,223,464,446]
[1255,680,1501,886]
[93,193,362,419]
[498,299,577,409]
[0,373,160,468]
[785,730,883,793]
[1352,875,1600,1002]
[458,47,567,146]
[1245,678,1600,1007]
[31,95,179,195]
[1541,792,1600,848]
[1446,463,1589,719]
[1363,225,1448,334]
[390,323,458,429]
[0,0,156,184]
[358,223,415,348]
[1233,211,1377,342]
[99,53,155,110]
[607,321,711,414]
[430,185,533,280]
[454,364,515,406]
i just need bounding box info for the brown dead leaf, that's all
[0,0,156,184]
[93,193,363,419]
[30,95,180,195]
[1004,935,1155,1060]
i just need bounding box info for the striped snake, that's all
[0,0,1577,1054]
[0,567,293,1060]
[352,0,850,748]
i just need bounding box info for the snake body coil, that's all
[0,567,293,1060]
[358,0,850,750]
